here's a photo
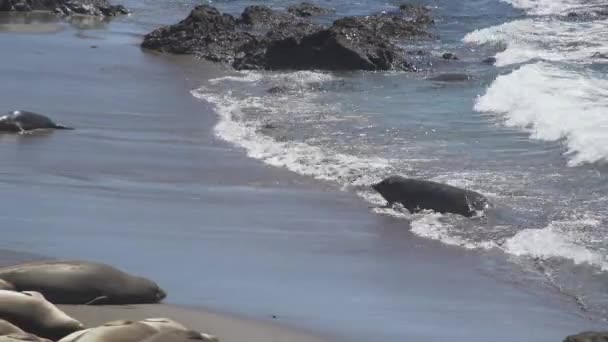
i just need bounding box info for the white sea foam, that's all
[193,71,394,190]
[464,18,608,66]
[475,62,608,166]
[503,215,608,270]
[500,0,606,15]
[195,69,608,274]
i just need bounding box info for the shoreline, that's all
[0,7,607,342]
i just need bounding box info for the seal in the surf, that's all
[0,290,83,340]
[0,111,73,133]
[0,261,166,305]
[372,176,489,217]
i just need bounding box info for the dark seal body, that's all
[372,176,488,217]
[0,111,73,132]
[0,261,166,305]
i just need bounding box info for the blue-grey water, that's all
[2,0,608,340]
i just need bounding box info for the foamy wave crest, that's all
[475,62,608,166]
[500,0,608,15]
[463,18,608,66]
[503,215,608,270]
[410,213,497,249]
[192,71,394,189]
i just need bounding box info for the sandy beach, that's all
[0,5,607,342]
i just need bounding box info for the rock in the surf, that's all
[142,3,434,71]
[287,2,333,17]
[372,176,489,217]
[0,0,128,16]
[428,73,472,82]
[0,261,166,305]
[238,5,298,29]
[442,52,458,60]
[0,290,83,340]
[563,331,608,342]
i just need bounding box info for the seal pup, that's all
[372,176,489,217]
[0,111,73,133]
[0,290,83,340]
[0,261,166,305]
[58,320,157,342]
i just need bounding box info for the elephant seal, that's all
[58,320,157,342]
[142,330,219,342]
[0,261,166,305]
[0,111,73,133]
[0,319,25,335]
[0,290,83,340]
[139,318,188,333]
[0,333,52,342]
[372,176,489,217]
[0,280,15,291]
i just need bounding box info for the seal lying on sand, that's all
[0,280,14,291]
[0,290,83,340]
[58,320,157,342]
[0,319,25,335]
[0,261,166,305]
[0,333,52,342]
[372,176,489,217]
[0,111,73,133]
[142,330,219,342]
[59,319,218,342]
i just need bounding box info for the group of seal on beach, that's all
[0,260,218,342]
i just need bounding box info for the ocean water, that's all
[188,0,608,318]
[2,0,608,340]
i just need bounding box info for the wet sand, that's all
[0,9,606,342]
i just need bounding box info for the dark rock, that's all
[482,56,497,65]
[142,5,257,64]
[267,86,289,94]
[143,3,434,71]
[239,5,296,29]
[0,0,128,16]
[442,52,458,60]
[428,73,472,82]
[398,3,434,26]
[287,2,333,17]
[257,16,415,71]
[564,331,608,342]
[592,52,608,59]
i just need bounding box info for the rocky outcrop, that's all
[142,3,434,71]
[287,2,333,17]
[0,0,128,16]
[564,331,608,342]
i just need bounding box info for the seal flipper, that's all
[52,124,74,130]
[84,295,109,305]
[14,122,27,134]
